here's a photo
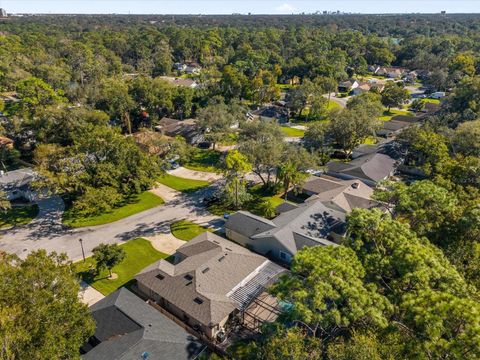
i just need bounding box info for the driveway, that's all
[169,167,222,182]
[0,188,222,261]
[324,93,348,108]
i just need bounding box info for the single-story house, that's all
[131,131,171,156]
[252,105,289,124]
[81,288,205,360]
[377,120,412,137]
[155,117,204,145]
[338,80,359,93]
[327,153,397,186]
[368,65,381,74]
[158,76,199,89]
[136,232,286,341]
[376,67,408,79]
[301,176,379,213]
[352,83,371,96]
[225,200,346,264]
[0,168,36,201]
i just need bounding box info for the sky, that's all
[1,0,479,15]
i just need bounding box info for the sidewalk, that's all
[79,281,104,306]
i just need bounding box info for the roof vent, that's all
[156,274,164,280]
[352,182,360,189]
[202,267,210,273]
[184,274,193,281]
[194,297,204,304]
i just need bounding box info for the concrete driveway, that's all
[0,188,222,261]
[169,167,222,182]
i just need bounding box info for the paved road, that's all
[0,189,222,261]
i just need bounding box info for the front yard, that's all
[76,238,168,296]
[157,173,210,192]
[63,191,164,228]
[0,204,39,229]
[280,126,305,137]
[184,148,223,173]
[170,220,212,241]
[379,109,415,121]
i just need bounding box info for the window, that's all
[193,297,204,304]
[184,274,193,281]
[156,274,164,280]
[279,251,291,261]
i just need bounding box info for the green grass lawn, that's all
[280,126,305,137]
[158,173,209,192]
[170,220,211,241]
[184,149,223,173]
[0,204,39,229]
[326,100,342,111]
[379,109,414,121]
[63,192,164,228]
[363,136,377,145]
[209,184,288,218]
[423,98,441,104]
[76,238,167,296]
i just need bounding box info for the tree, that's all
[451,119,480,157]
[327,108,381,155]
[96,77,135,134]
[271,246,392,354]
[409,98,425,113]
[327,331,400,360]
[449,52,476,77]
[197,102,236,150]
[346,92,383,119]
[381,82,410,111]
[92,243,126,278]
[277,145,313,201]
[13,77,65,117]
[223,150,252,209]
[303,122,331,165]
[0,250,95,359]
[0,190,10,214]
[448,76,480,117]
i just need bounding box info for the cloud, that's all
[275,3,296,14]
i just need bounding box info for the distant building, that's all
[0,9,7,18]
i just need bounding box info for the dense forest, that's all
[0,13,479,360]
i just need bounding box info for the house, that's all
[369,83,385,92]
[338,80,359,93]
[81,288,205,360]
[158,76,199,89]
[301,176,379,213]
[135,232,286,341]
[131,130,171,156]
[0,168,36,201]
[252,105,289,124]
[368,65,381,74]
[173,62,187,71]
[0,136,14,150]
[352,83,371,96]
[185,62,202,75]
[327,153,397,186]
[155,117,204,145]
[377,120,412,137]
[376,67,407,79]
[225,200,346,264]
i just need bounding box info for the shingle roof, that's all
[327,153,396,183]
[302,176,377,213]
[136,233,280,327]
[0,168,36,190]
[82,288,204,360]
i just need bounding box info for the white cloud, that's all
[275,3,296,14]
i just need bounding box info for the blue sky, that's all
[1,1,479,14]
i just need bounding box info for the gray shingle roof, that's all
[327,153,396,183]
[135,233,278,328]
[82,288,204,360]
[0,168,36,190]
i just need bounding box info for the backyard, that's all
[63,191,164,228]
[157,173,210,192]
[0,204,39,229]
[76,238,168,295]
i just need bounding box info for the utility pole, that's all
[79,238,86,262]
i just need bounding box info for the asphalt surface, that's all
[0,187,222,261]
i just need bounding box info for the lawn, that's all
[326,100,342,111]
[170,220,211,241]
[184,149,223,173]
[158,173,209,192]
[0,204,39,229]
[363,136,377,145]
[280,126,305,137]
[208,184,288,218]
[63,191,164,228]
[423,98,441,104]
[76,238,167,296]
[379,109,414,121]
